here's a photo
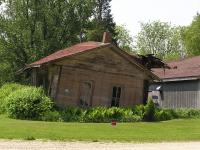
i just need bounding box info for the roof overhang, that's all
[17,64,41,74]
[20,42,160,81]
[158,77,199,82]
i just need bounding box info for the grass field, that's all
[0,115,200,142]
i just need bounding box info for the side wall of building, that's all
[55,66,144,107]
[149,80,200,108]
[33,47,151,107]
[52,47,148,107]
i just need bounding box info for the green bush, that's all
[143,99,156,121]
[164,109,179,119]
[187,109,200,118]
[155,108,200,121]
[6,86,53,120]
[155,109,173,121]
[60,107,84,122]
[175,109,200,119]
[132,105,145,118]
[0,83,26,114]
[42,111,61,122]
[42,107,142,123]
[83,107,108,122]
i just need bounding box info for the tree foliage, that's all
[0,0,94,63]
[0,0,117,85]
[183,14,200,56]
[115,25,134,52]
[86,0,117,43]
[135,21,186,60]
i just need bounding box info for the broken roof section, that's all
[152,55,200,81]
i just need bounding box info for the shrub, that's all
[0,83,26,114]
[81,107,142,123]
[106,107,124,121]
[108,107,142,122]
[132,105,145,118]
[50,107,142,123]
[164,109,179,119]
[60,107,84,122]
[175,109,200,119]
[83,107,108,122]
[143,99,156,121]
[6,86,53,120]
[187,109,200,118]
[41,111,61,122]
[155,109,173,121]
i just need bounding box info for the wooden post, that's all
[55,66,62,100]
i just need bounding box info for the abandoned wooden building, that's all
[150,56,200,108]
[26,33,159,108]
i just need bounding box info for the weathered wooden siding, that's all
[33,46,150,107]
[150,80,200,108]
[55,47,149,80]
[55,66,144,107]
[52,47,146,107]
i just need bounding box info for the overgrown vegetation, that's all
[0,83,53,120]
[0,0,117,85]
[0,83,26,113]
[1,83,200,123]
[6,87,53,120]
[42,100,200,123]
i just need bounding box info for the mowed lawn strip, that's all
[0,115,200,142]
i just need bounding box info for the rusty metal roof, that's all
[30,41,110,66]
[152,55,200,80]
[26,41,160,80]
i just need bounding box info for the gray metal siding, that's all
[150,80,200,108]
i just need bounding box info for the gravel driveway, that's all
[0,140,200,150]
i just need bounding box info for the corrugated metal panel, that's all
[150,80,200,109]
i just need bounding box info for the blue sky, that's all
[111,0,200,36]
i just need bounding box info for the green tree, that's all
[73,0,95,42]
[86,0,117,43]
[115,25,134,52]
[135,21,186,60]
[0,0,94,84]
[183,14,200,56]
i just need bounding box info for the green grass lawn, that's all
[0,115,200,142]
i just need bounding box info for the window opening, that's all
[111,86,121,107]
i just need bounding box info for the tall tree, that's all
[183,14,200,56]
[135,21,186,60]
[86,0,117,43]
[115,25,134,52]
[0,0,94,84]
[73,0,95,42]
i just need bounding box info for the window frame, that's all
[111,85,123,107]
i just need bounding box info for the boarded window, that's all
[79,81,93,107]
[111,86,121,107]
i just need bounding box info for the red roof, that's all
[27,41,159,80]
[30,41,110,66]
[152,55,200,79]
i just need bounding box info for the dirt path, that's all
[0,140,200,150]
